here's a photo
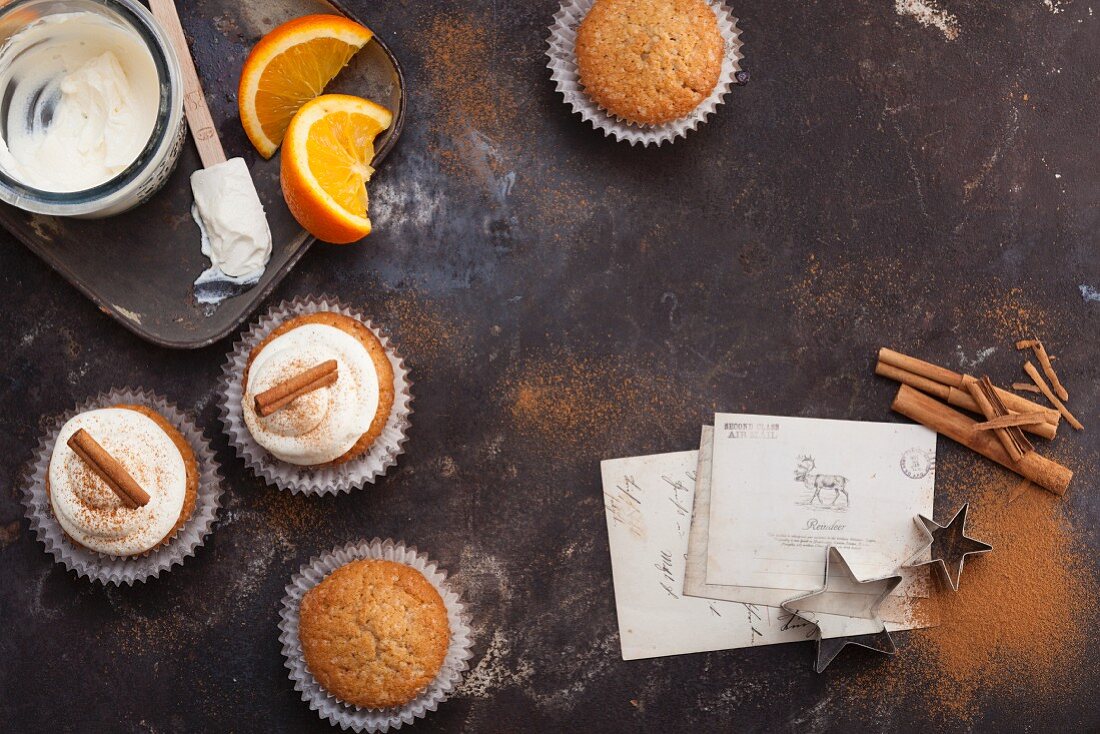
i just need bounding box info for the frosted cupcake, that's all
[242,312,396,468]
[47,404,198,556]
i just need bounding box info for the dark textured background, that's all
[2,0,1099,732]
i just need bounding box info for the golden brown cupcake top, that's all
[575,0,724,125]
[299,559,450,709]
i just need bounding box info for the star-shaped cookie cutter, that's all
[781,546,902,673]
[908,502,992,591]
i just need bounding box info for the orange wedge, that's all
[281,94,392,244]
[239,14,374,158]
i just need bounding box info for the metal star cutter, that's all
[908,502,992,591]
[781,546,902,673]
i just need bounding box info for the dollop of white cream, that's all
[191,157,272,278]
[242,324,380,466]
[0,13,160,192]
[48,408,187,557]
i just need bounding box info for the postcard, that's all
[704,414,936,595]
[601,443,933,661]
[684,426,934,628]
[601,449,817,660]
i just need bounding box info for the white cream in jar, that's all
[0,12,160,192]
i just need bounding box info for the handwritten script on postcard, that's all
[601,450,816,660]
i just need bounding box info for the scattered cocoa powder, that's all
[847,449,1098,720]
[0,520,20,550]
[373,289,474,369]
[502,351,707,458]
[421,11,520,179]
[787,255,1063,349]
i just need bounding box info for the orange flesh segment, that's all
[304,111,384,217]
[254,38,361,149]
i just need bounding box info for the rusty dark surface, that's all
[2,0,1100,732]
[0,0,403,348]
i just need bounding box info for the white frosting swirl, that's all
[242,323,380,466]
[48,408,187,556]
[0,13,160,192]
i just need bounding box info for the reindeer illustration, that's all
[794,455,849,507]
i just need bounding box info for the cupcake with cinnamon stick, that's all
[22,388,223,584]
[221,296,412,494]
[243,312,395,468]
[48,405,198,557]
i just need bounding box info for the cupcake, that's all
[47,404,198,557]
[279,539,473,731]
[241,312,396,468]
[547,0,742,146]
[299,559,450,709]
[575,0,724,125]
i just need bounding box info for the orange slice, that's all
[239,14,374,158]
[280,94,392,244]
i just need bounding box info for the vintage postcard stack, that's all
[600,414,938,661]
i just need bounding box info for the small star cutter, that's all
[908,502,992,591]
[781,546,902,673]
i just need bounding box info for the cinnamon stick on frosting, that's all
[66,428,150,508]
[254,359,339,417]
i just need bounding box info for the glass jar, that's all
[0,0,185,217]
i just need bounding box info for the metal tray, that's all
[0,0,404,348]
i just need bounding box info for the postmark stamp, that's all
[900,448,935,479]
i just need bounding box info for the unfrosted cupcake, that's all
[46,404,198,557]
[575,0,724,125]
[241,312,395,468]
[299,559,450,709]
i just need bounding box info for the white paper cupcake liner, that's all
[278,538,473,732]
[20,388,224,585]
[218,295,413,496]
[547,0,743,146]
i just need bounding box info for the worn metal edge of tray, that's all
[13,3,406,350]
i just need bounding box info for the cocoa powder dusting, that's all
[787,255,1062,349]
[375,289,474,368]
[848,450,1098,720]
[421,12,519,179]
[503,352,705,458]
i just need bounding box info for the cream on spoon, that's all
[147,0,271,303]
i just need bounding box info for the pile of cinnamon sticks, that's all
[876,342,1079,496]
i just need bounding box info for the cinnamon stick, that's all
[890,384,1072,495]
[974,412,1051,431]
[1023,361,1083,431]
[878,348,1060,426]
[1012,382,1042,394]
[67,429,150,508]
[1016,339,1069,401]
[874,361,1057,440]
[254,360,339,417]
[878,347,966,389]
[965,377,1033,463]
